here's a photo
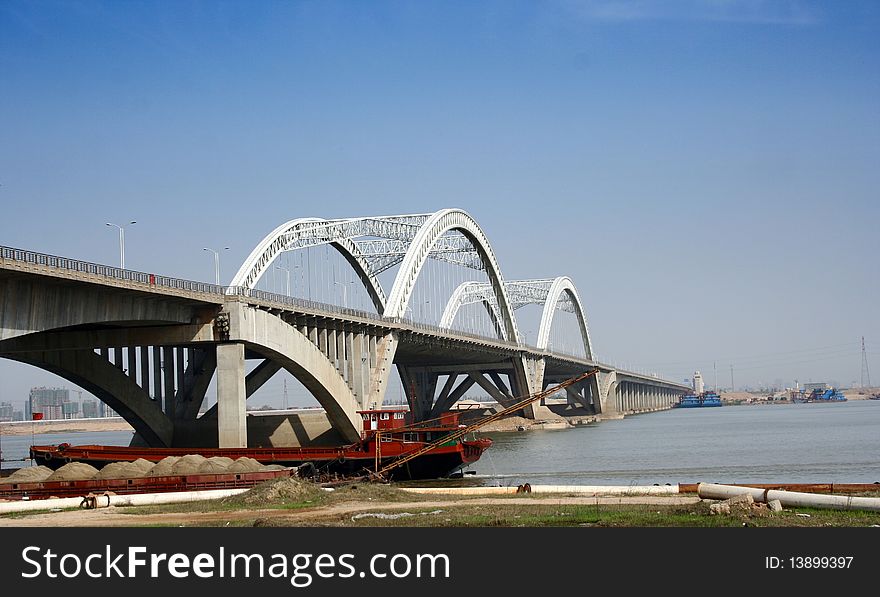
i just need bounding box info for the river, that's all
[3,402,879,484]
[467,400,880,485]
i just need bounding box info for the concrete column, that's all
[175,347,185,400]
[140,346,150,395]
[127,347,137,381]
[327,328,337,367]
[152,346,162,402]
[318,327,328,355]
[352,332,365,406]
[163,346,175,417]
[216,342,247,448]
[345,331,355,388]
[336,327,346,373]
[309,319,318,346]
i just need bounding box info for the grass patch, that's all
[255,500,880,528]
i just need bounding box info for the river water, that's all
[3,402,879,485]
[0,431,134,470]
[466,400,880,486]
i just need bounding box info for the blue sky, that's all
[1,0,878,406]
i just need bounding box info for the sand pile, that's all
[1,455,292,484]
[45,462,99,482]
[94,458,156,480]
[227,457,265,473]
[130,458,155,475]
[147,456,180,477]
[0,465,54,484]
[229,477,322,506]
[198,457,235,474]
[171,454,207,475]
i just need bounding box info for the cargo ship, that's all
[29,409,492,482]
[673,391,723,408]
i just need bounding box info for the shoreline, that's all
[0,418,133,436]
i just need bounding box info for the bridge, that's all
[0,208,690,449]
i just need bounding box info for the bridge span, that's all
[0,209,689,449]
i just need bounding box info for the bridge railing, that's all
[0,245,225,295]
[223,286,531,349]
[224,286,389,324]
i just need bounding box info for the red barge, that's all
[29,409,492,482]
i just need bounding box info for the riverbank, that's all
[0,418,133,436]
[3,479,879,527]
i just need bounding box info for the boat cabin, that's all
[359,409,410,432]
[358,409,465,440]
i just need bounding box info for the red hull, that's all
[30,437,491,481]
[0,468,294,501]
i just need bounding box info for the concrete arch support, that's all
[7,349,174,447]
[227,302,363,443]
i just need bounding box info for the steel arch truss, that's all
[229,213,489,312]
[382,209,519,343]
[440,277,593,359]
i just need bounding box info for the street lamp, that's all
[105,221,136,269]
[203,247,229,285]
[275,264,290,296]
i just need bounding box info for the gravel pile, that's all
[2,455,292,483]
[0,465,55,484]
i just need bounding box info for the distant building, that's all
[0,401,14,422]
[82,399,99,418]
[27,387,69,421]
[693,371,704,394]
[62,401,80,419]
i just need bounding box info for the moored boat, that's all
[673,391,723,408]
[30,409,491,482]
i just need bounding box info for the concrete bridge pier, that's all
[216,342,247,448]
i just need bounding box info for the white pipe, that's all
[401,485,680,496]
[0,496,89,514]
[697,483,880,512]
[0,488,249,515]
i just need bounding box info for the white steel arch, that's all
[438,281,505,336]
[228,217,388,312]
[384,209,520,343]
[536,276,593,359]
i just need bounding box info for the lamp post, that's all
[275,264,290,296]
[105,221,136,269]
[203,247,229,285]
